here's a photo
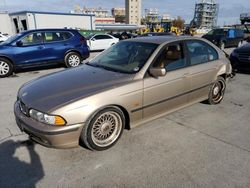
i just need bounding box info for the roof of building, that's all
[9,10,94,17]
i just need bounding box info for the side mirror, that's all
[16,40,23,47]
[91,38,96,41]
[149,67,167,77]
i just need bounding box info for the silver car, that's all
[14,36,232,150]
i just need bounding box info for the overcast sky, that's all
[0,0,250,25]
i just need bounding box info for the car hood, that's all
[18,64,134,112]
[235,43,250,53]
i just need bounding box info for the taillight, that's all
[80,36,86,45]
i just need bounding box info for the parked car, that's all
[14,36,232,150]
[0,29,89,77]
[202,28,244,50]
[140,32,175,37]
[0,33,9,43]
[230,42,250,71]
[86,34,119,51]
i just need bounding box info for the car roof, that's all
[127,36,195,44]
[21,28,77,34]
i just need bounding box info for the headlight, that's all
[29,109,66,126]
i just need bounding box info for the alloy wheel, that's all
[68,55,80,67]
[0,61,10,76]
[212,81,225,103]
[91,111,123,147]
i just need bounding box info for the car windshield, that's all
[88,41,158,74]
[0,33,22,45]
[207,29,227,35]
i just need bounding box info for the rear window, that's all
[44,32,73,42]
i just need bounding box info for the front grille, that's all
[19,101,29,116]
[238,53,250,62]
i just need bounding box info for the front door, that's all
[143,42,190,119]
[14,32,48,66]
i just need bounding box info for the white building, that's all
[0,12,12,34]
[1,11,95,35]
[125,0,141,25]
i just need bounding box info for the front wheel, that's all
[81,107,125,151]
[207,76,226,105]
[0,58,13,78]
[64,52,82,68]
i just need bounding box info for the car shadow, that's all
[0,140,44,188]
[235,69,250,75]
[14,64,64,75]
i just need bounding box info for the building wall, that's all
[0,13,13,35]
[9,12,95,34]
[125,0,141,25]
[95,17,115,24]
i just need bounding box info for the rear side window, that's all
[44,32,73,42]
[94,35,112,40]
[186,41,218,65]
[236,29,244,37]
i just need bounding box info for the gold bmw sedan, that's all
[14,36,232,150]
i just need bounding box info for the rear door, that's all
[143,42,191,119]
[43,31,73,62]
[185,40,220,102]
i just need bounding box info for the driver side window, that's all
[153,43,186,71]
[21,32,44,46]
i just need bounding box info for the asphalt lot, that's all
[0,48,250,188]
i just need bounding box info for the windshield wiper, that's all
[86,62,131,74]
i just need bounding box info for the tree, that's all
[172,16,185,29]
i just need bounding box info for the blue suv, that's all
[0,29,89,77]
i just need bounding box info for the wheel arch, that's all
[84,104,131,131]
[65,50,82,58]
[0,55,14,65]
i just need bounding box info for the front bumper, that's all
[14,101,84,149]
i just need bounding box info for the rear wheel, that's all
[0,58,13,78]
[207,76,226,105]
[65,52,81,68]
[81,107,125,151]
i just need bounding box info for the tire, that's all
[64,52,82,68]
[219,41,225,50]
[81,107,125,151]
[0,58,13,78]
[207,76,226,105]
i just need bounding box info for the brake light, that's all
[80,36,86,45]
